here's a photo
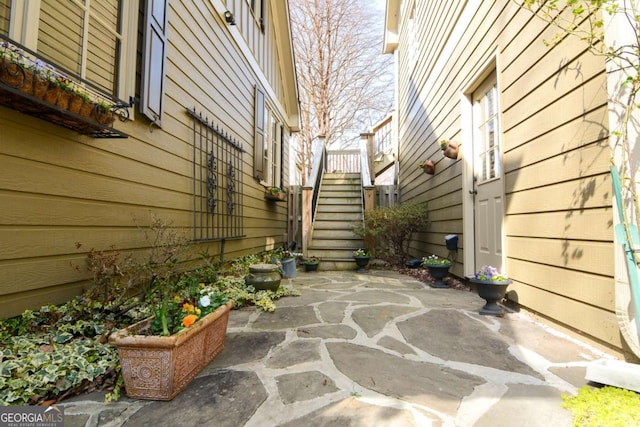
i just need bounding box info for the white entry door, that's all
[472,72,504,271]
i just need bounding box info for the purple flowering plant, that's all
[474,265,508,281]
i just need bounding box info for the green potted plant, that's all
[304,256,320,272]
[353,248,371,273]
[421,254,451,288]
[469,265,511,316]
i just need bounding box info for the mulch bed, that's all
[397,266,470,291]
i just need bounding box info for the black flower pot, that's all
[354,256,370,273]
[426,264,451,288]
[304,262,319,272]
[470,278,511,316]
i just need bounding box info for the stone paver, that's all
[57,270,612,427]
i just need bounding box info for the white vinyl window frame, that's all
[266,108,282,188]
[8,0,138,105]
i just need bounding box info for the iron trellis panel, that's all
[188,107,245,241]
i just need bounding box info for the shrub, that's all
[353,203,429,265]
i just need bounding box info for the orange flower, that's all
[182,314,198,328]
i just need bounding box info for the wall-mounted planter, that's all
[420,160,435,175]
[265,187,286,201]
[440,140,461,160]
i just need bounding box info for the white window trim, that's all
[9,0,138,106]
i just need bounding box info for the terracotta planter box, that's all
[109,301,233,400]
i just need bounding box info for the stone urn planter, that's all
[109,301,233,400]
[245,263,282,291]
[426,264,451,288]
[353,256,370,273]
[470,278,511,316]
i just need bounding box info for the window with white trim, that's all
[253,85,282,188]
[8,0,138,102]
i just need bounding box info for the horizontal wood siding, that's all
[0,0,293,318]
[396,2,617,352]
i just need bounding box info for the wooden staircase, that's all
[307,172,365,270]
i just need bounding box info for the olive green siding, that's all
[392,1,617,352]
[0,1,298,318]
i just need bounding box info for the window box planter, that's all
[265,187,286,201]
[0,36,128,138]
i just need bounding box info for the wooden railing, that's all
[326,149,360,173]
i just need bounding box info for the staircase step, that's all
[314,212,362,221]
[310,240,362,250]
[318,191,361,199]
[316,205,362,213]
[311,229,360,239]
[307,248,363,259]
[313,219,359,229]
[321,184,362,192]
[318,197,362,206]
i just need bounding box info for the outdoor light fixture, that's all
[224,11,236,25]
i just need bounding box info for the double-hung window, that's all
[254,86,282,189]
[5,0,138,106]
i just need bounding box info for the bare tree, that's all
[290,0,393,184]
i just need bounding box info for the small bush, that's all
[353,203,429,265]
[562,385,640,426]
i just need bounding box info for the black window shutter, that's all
[140,0,169,126]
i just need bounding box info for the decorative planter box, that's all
[109,301,233,400]
[265,190,286,201]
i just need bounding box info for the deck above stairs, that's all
[307,172,365,270]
